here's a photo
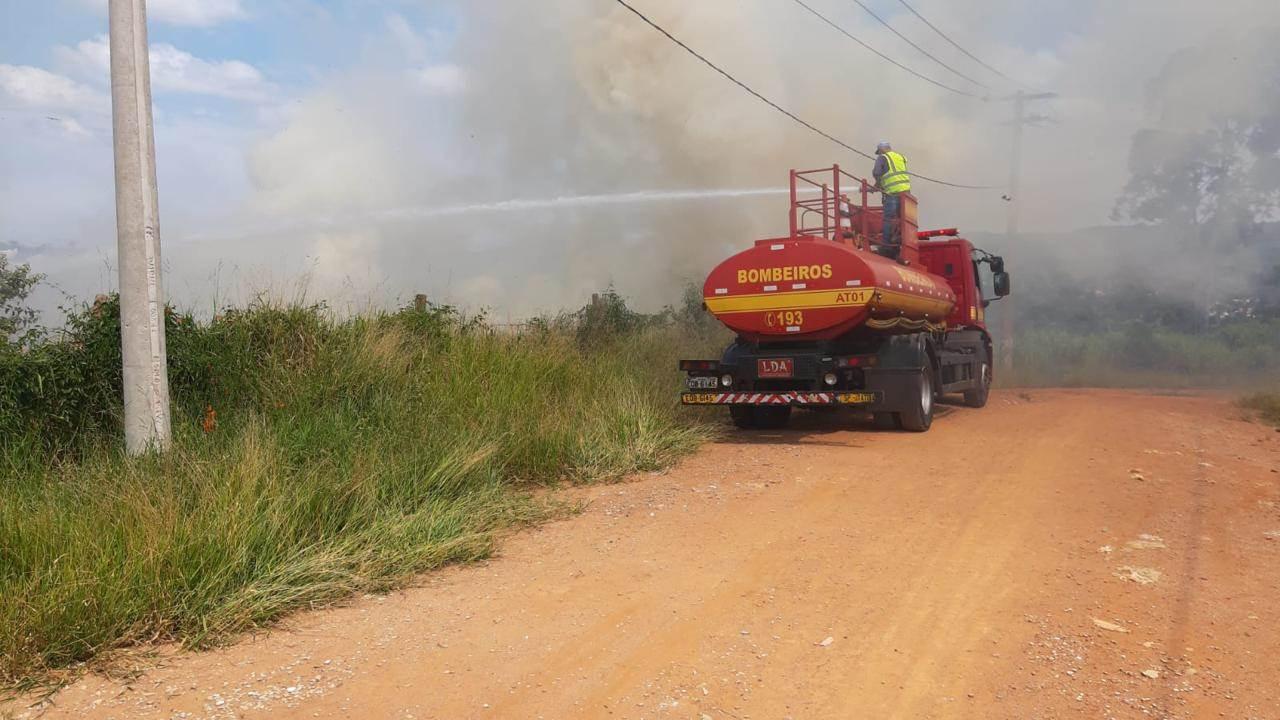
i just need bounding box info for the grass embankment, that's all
[1238,392,1280,426]
[0,296,721,684]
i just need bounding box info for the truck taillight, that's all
[679,360,718,371]
[918,228,959,239]
[836,355,877,368]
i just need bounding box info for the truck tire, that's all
[872,412,900,430]
[730,405,792,430]
[963,359,991,408]
[755,405,792,429]
[730,406,756,429]
[897,359,935,432]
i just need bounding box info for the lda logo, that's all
[757,358,794,378]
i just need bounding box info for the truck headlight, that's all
[823,372,838,386]
[720,374,734,388]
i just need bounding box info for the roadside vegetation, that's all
[1006,320,1280,387]
[1238,391,1280,427]
[995,244,1280,387]
[0,285,724,685]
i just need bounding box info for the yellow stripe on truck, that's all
[705,288,875,315]
[705,288,951,317]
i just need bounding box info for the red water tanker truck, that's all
[680,165,1011,431]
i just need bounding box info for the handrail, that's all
[790,165,874,244]
[788,164,918,264]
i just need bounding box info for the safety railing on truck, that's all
[788,165,918,256]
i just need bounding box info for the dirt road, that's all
[11,390,1280,720]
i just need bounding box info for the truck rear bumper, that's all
[682,391,880,406]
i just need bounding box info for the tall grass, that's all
[0,297,721,683]
[1003,320,1280,387]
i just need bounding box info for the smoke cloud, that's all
[12,0,1280,320]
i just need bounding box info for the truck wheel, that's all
[730,406,791,429]
[872,412,900,430]
[754,405,792,430]
[730,406,756,429]
[963,360,991,408]
[898,360,935,432]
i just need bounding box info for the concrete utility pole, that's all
[109,0,172,454]
[999,90,1056,375]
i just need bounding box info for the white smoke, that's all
[13,0,1280,321]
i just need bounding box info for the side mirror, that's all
[993,271,1011,298]
[989,255,1005,274]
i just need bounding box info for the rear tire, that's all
[730,405,792,430]
[964,359,992,408]
[898,359,936,432]
[754,405,792,429]
[730,406,756,429]
[872,412,900,430]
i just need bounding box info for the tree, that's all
[1113,33,1280,318]
[1114,35,1280,231]
[0,252,43,344]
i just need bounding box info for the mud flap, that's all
[866,333,932,415]
[863,368,925,413]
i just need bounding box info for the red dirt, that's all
[9,389,1280,719]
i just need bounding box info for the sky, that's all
[2,0,1278,320]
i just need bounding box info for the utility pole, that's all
[998,90,1056,375]
[109,0,172,454]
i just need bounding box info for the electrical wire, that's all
[844,0,989,90]
[611,0,997,189]
[789,0,986,100]
[893,0,1027,87]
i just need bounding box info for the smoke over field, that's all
[4,0,1280,342]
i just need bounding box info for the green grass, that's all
[1002,322,1280,388]
[1238,391,1280,426]
[0,301,721,684]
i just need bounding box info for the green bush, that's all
[0,294,723,683]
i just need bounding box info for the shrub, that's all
[0,291,718,683]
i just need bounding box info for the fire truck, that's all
[680,165,1011,431]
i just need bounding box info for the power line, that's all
[611,0,995,189]
[844,0,989,90]
[789,0,986,100]
[893,0,1027,87]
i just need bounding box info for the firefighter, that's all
[871,140,911,258]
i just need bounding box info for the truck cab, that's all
[918,236,1010,333]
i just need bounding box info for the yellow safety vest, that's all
[881,151,911,195]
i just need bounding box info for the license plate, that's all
[686,376,719,390]
[757,358,794,378]
[682,393,721,404]
[838,392,878,404]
